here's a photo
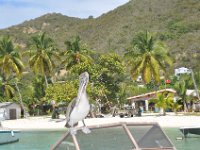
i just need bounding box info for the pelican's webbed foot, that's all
[82,126,91,134]
[69,128,77,135]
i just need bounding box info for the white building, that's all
[175,67,191,76]
[127,89,176,113]
[0,102,21,120]
[186,89,198,97]
[136,75,142,82]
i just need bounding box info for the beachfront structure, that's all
[186,89,199,97]
[0,102,21,120]
[127,89,176,112]
[186,89,200,111]
[136,75,142,82]
[175,67,191,76]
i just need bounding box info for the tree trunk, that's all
[44,75,48,87]
[192,102,195,112]
[160,108,165,116]
[183,101,188,113]
[15,82,25,118]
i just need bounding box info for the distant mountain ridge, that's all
[0,0,200,69]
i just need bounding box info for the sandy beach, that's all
[1,113,200,131]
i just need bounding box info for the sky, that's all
[0,0,129,29]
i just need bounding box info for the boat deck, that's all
[180,126,200,137]
[51,122,176,150]
[0,131,19,145]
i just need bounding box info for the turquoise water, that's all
[0,131,63,150]
[0,128,199,150]
[164,128,200,150]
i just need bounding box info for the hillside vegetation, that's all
[0,0,200,70]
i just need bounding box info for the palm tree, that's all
[25,32,60,87]
[0,80,15,101]
[62,36,93,72]
[0,36,24,80]
[150,92,174,115]
[171,101,182,114]
[0,36,25,114]
[124,31,172,84]
[174,75,193,113]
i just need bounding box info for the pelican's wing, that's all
[66,98,76,122]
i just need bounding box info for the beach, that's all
[1,113,200,131]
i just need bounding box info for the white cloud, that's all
[0,0,129,29]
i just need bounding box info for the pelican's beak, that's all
[75,72,89,106]
[76,80,85,106]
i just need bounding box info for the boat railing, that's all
[51,122,176,150]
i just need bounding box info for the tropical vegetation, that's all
[0,36,25,114]
[150,92,174,116]
[1,0,200,70]
[24,32,60,87]
[0,29,199,117]
[124,30,172,84]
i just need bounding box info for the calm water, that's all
[164,128,200,150]
[0,128,199,150]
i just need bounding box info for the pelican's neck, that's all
[76,90,88,105]
[81,90,88,101]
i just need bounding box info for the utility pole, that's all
[190,69,200,101]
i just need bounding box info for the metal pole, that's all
[50,131,69,150]
[122,123,140,150]
[72,134,80,150]
[190,69,200,101]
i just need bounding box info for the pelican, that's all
[65,72,91,135]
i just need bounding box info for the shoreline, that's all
[1,114,200,131]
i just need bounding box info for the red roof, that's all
[127,88,176,101]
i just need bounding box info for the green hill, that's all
[0,0,200,69]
